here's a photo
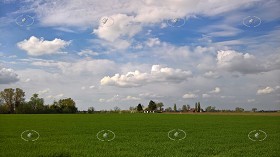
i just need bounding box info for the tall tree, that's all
[187,104,190,111]
[137,103,143,111]
[114,106,120,112]
[182,105,188,112]
[165,107,172,112]
[195,102,198,112]
[156,102,164,111]
[58,98,77,113]
[252,108,257,112]
[148,100,157,111]
[29,93,44,111]
[235,107,244,112]
[197,102,201,112]
[88,107,95,113]
[14,88,25,109]
[173,104,177,112]
[0,88,15,113]
[50,101,60,113]
[205,106,216,112]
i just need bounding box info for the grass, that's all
[0,113,279,157]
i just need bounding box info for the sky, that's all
[0,0,279,111]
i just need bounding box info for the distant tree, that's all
[197,102,201,112]
[129,106,135,111]
[0,104,9,114]
[156,102,164,111]
[28,94,44,112]
[195,102,198,112]
[50,101,60,113]
[16,102,34,114]
[235,107,244,112]
[114,106,121,112]
[165,107,172,112]
[0,88,15,113]
[205,106,216,112]
[182,105,188,112]
[0,88,26,113]
[148,100,157,111]
[137,103,143,111]
[252,108,257,112]
[14,88,25,110]
[88,107,95,113]
[187,105,190,111]
[58,98,77,113]
[173,104,177,112]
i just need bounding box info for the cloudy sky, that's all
[0,0,279,111]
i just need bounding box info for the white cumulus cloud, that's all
[17,36,71,56]
[216,50,274,74]
[100,65,192,87]
[182,93,197,99]
[257,86,278,95]
[93,14,142,42]
[0,67,19,84]
[210,87,221,93]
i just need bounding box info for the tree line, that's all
[132,100,204,113]
[1,88,263,114]
[0,88,77,114]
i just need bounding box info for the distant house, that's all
[190,108,195,112]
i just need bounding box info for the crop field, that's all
[0,113,279,157]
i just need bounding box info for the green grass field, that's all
[0,114,279,157]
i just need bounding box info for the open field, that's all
[0,114,279,157]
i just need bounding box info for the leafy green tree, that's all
[173,104,177,112]
[165,107,172,112]
[16,102,34,114]
[114,106,121,112]
[58,98,77,113]
[88,107,95,113]
[0,88,15,113]
[182,105,188,112]
[187,105,190,111]
[0,88,25,113]
[137,103,143,111]
[235,107,244,112]
[197,102,201,112]
[252,108,257,112]
[50,101,61,113]
[156,102,164,111]
[28,94,44,112]
[195,102,198,112]
[14,88,25,109]
[182,104,190,112]
[0,104,9,114]
[205,106,216,112]
[148,100,157,111]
